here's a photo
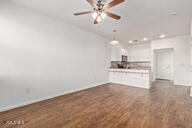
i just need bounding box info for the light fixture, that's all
[143,37,148,41]
[92,12,106,21]
[101,12,107,19]
[129,40,133,44]
[92,12,97,19]
[110,30,119,45]
[110,40,119,45]
[97,16,102,22]
[159,34,166,38]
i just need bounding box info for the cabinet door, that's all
[110,46,122,61]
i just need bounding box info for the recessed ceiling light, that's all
[129,40,133,44]
[143,38,148,41]
[159,34,166,38]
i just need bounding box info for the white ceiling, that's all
[7,0,192,45]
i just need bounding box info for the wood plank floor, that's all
[1,80,192,128]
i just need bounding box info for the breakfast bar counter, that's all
[109,68,152,89]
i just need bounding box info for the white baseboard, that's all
[0,82,108,112]
[174,83,191,87]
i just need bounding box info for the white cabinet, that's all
[127,43,151,62]
[110,45,126,61]
[110,46,121,61]
[109,69,152,89]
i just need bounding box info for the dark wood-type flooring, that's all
[0,80,192,128]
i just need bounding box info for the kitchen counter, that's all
[109,68,152,89]
[109,68,150,74]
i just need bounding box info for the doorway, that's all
[154,48,173,81]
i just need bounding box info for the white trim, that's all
[0,82,108,112]
[173,82,191,87]
[190,87,192,97]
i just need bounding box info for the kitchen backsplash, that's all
[110,61,151,69]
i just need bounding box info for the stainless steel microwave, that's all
[122,55,127,62]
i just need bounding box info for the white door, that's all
[156,50,172,80]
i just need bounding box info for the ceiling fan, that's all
[74,0,125,24]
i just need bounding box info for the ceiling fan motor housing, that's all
[97,0,104,11]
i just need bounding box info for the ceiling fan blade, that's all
[87,0,98,9]
[94,16,98,24]
[104,0,125,10]
[106,12,121,20]
[74,11,93,16]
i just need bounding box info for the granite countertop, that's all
[127,67,151,70]
[109,67,151,70]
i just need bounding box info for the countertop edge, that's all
[109,69,150,74]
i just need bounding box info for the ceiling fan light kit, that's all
[92,12,97,19]
[74,0,125,24]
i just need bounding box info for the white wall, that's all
[190,20,192,68]
[191,43,192,96]
[0,1,110,111]
[190,39,192,87]
[127,43,151,62]
[190,21,192,96]
[151,36,191,86]
[190,41,192,87]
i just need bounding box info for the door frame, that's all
[153,48,174,81]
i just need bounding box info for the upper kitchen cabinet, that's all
[127,43,151,62]
[110,45,127,61]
